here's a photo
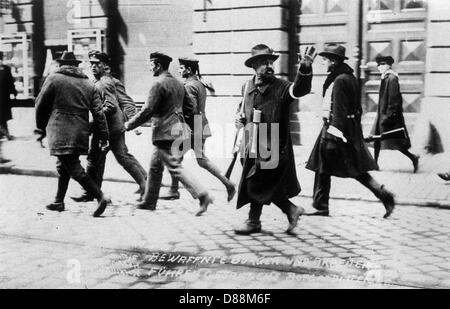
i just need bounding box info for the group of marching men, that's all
[34,43,421,235]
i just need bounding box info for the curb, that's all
[2,165,450,209]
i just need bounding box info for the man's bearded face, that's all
[253,59,275,80]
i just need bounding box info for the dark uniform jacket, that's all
[184,76,212,140]
[35,66,108,156]
[236,68,312,209]
[0,64,17,125]
[370,70,411,150]
[126,71,193,144]
[306,63,378,178]
[94,75,125,136]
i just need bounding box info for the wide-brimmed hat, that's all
[319,44,348,60]
[56,51,82,65]
[88,50,110,64]
[376,55,395,65]
[245,44,279,68]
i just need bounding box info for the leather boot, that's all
[196,192,214,217]
[93,194,112,217]
[71,193,95,203]
[46,202,65,212]
[357,174,395,219]
[159,189,181,200]
[234,204,263,235]
[379,186,396,219]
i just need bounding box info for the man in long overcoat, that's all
[370,56,419,173]
[35,52,111,217]
[159,57,236,202]
[124,52,214,216]
[306,44,395,219]
[234,44,315,235]
[0,51,17,163]
[71,51,147,202]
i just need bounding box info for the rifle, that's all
[225,81,250,180]
[364,128,407,143]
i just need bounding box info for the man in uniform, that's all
[234,44,315,235]
[71,51,147,202]
[306,44,395,219]
[159,57,236,202]
[35,51,111,217]
[124,52,214,216]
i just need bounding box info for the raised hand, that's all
[298,46,317,68]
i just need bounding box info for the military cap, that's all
[88,50,110,64]
[376,55,395,66]
[149,52,173,65]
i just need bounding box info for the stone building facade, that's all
[1,0,449,152]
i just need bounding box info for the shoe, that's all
[412,155,420,173]
[304,209,329,217]
[46,202,65,212]
[136,194,144,202]
[226,183,237,202]
[196,193,214,217]
[71,194,95,203]
[0,159,11,164]
[93,195,111,217]
[380,186,395,219]
[234,220,262,235]
[287,206,304,234]
[438,173,450,181]
[159,190,180,200]
[136,201,156,211]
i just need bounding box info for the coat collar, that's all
[247,75,275,95]
[381,69,398,80]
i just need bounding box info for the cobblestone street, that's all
[1,175,449,289]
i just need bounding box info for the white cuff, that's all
[327,125,347,143]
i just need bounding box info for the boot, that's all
[159,189,181,200]
[226,182,237,202]
[46,202,65,212]
[286,205,304,234]
[93,194,111,217]
[71,193,95,203]
[412,155,420,174]
[234,204,262,235]
[234,220,262,235]
[136,201,157,211]
[438,172,450,181]
[357,174,395,219]
[196,192,214,217]
[379,186,395,219]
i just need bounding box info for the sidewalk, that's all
[1,128,449,208]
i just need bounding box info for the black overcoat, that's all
[370,71,411,150]
[306,64,378,178]
[236,71,312,209]
[0,64,17,125]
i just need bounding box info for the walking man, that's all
[305,44,395,219]
[35,51,111,217]
[369,55,420,173]
[234,44,315,235]
[71,51,147,202]
[159,57,236,202]
[0,51,17,163]
[124,52,214,216]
